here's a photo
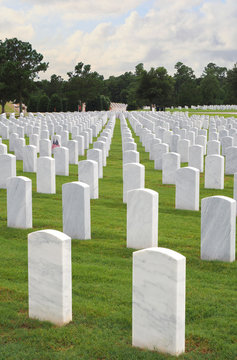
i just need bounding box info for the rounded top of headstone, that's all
[28,229,71,243]
[133,247,186,262]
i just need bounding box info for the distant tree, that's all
[200,74,224,105]
[86,95,110,111]
[0,38,48,112]
[104,71,135,103]
[173,62,198,106]
[27,95,39,112]
[136,65,174,108]
[62,98,68,112]
[226,63,237,104]
[202,62,227,82]
[66,62,104,106]
[49,93,62,112]
[38,94,50,112]
[100,95,110,110]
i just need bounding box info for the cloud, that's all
[22,0,146,21]
[0,0,236,80]
[0,3,34,41]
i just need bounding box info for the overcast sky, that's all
[1,0,236,80]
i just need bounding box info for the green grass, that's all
[0,119,237,360]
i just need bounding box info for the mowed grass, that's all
[0,118,236,360]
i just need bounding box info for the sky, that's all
[0,0,236,80]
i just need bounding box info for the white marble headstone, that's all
[201,196,236,262]
[78,160,98,199]
[7,176,32,228]
[28,229,72,326]
[0,154,16,189]
[54,147,69,176]
[133,247,185,356]
[87,148,103,179]
[23,145,37,173]
[123,163,145,203]
[188,145,203,172]
[37,157,56,194]
[162,152,180,185]
[127,188,158,249]
[175,167,199,211]
[62,181,91,240]
[205,155,224,189]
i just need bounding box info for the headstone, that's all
[188,145,203,172]
[67,140,78,164]
[234,173,237,213]
[170,133,180,153]
[175,167,199,211]
[206,140,220,155]
[205,155,224,189]
[195,135,206,155]
[40,129,49,140]
[221,136,233,156]
[37,157,56,194]
[209,132,219,141]
[9,133,19,152]
[123,163,145,203]
[87,148,103,179]
[150,138,161,160]
[123,142,137,152]
[123,150,139,165]
[154,143,169,170]
[75,135,84,156]
[0,154,16,189]
[28,229,72,326]
[132,247,185,356]
[62,181,91,239]
[54,147,69,176]
[23,145,37,173]
[201,196,235,262]
[225,146,237,174]
[7,176,32,228]
[15,138,25,160]
[0,143,7,155]
[162,152,180,185]
[61,130,69,146]
[177,139,190,162]
[78,160,98,199]
[29,134,39,153]
[39,139,51,157]
[94,141,106,166]
[127,188,158,249]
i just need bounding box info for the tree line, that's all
[0,37,236,113]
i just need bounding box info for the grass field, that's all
[0,117,236,360]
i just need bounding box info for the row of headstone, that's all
[127,111,237,175]
[119,117,185,355]
[27,227,186,356]
[4,117,116,230]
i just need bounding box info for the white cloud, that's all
[0,0,236,79]
[0,4,34,41]
[22,0,146,21]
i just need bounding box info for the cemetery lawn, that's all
[0,118,236,360]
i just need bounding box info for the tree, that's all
[104,71,135,103]
[38,94,50,112]
[136,65,174,108]
[49,93,62,112]
[200,74,223,105]
[66,62,105,107]
[0,38,48,113]
[202,62,227,82]
[27,95,39,112]
[226,63,237,104]
[173,62,197,106]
